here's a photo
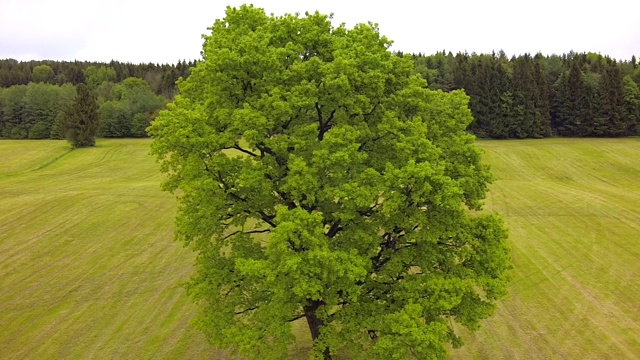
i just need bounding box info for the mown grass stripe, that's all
[0,138,639,359]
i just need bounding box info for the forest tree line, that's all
[0,59,194,139]
[1,52,640,140]
[0,59,194,96]
[405,51,640,138]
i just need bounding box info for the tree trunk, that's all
[304,300,332,360]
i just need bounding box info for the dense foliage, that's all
[0,59,187,139]
[150,5,510,360]
[0,78,165,139]
[66,83,99,148]
[97,77,165,137]
[0,59,194,97]
[408,51,640,138]
[0,82,76,139]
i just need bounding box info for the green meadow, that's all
[1,138,639,359]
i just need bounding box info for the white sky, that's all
[1,0,638,64]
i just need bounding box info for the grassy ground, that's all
[451,138,640,360]
[0,138,639,359]
[0,139,211,359]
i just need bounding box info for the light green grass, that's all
[451,138,640,360]
[1,138,639,359]
[0,139,213,359]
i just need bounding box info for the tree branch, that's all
[317,104,337,141]
[257,210,277,228]
[326,220,342,238]
[273,189,297,210]
[282,108,302,131]
[256,142,289,168]
[234,306,259,315]
[370,226,419,272]
[256,142,276,156]
[316,102,324,140]
[232,144,259,157]
[222,228,271,240]
[356,200,381,217]
[287,239,305,253]
[287,313,306,322]
[217,170,278,228]
[357,132,390,152]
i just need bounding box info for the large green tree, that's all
[32,64,55,83]
[1,84,29,138]
[23,83,61,138]
[149,5,510,360]
[98,77,164,137]
[66,83,99,147]
[84,65,116,89]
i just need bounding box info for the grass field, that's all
[0,138,639,359]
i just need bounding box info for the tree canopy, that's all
[98,77,164,137]
[150,5,510,359]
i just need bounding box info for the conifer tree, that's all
[512,54,537,138]
[66,83,99,148]
[552,60,590,136]
[622,76,640,135]
[597,60,627,136]
[532,55,553,137]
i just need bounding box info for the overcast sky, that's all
[1,0,638,64]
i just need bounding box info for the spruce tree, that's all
[532,54,553,137]
[552,60,590,136]
[598,60,626,136]
[622,76,640,135]
[511,54,537,138]
[67,83,99,148]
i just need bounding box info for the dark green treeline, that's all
[405,51,640,138]
[2,53,640,140]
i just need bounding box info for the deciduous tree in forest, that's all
[1,84,28,138]
[622,76,640,135]
[150,5,510,360]
[32,64,54,84]
[84,65,117,89]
